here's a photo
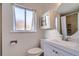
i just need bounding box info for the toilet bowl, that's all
[27,39,44,56]
[27,48,43,56]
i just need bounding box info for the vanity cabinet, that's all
[44,41,73,56]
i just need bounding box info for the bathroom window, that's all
[13,5,37,32]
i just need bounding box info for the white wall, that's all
[78,12,79,30]
[0,4,2,56]
[2,3,44,56]
[2,3,60,56]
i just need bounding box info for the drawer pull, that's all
[55,51,58,54]
[53,50,55,52]
[53,50,58,54]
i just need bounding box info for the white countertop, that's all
[45,39,79,55]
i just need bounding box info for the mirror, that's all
[56,3,79,37]
[66,13,78,35]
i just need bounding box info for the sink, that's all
[46,39,79,50]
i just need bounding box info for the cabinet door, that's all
[44,43,54,56]
[51,46,72,56]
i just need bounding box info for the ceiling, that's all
[18,3,60,14]
[17,3,79,15]
[57,3,79,15]
[18,3,60,10]
[22,3,56,7]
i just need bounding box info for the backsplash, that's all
[44,29,62,39]
[70,31,79,43]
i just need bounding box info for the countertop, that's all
[45,39,79,56]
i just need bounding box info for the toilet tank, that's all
[40,39,45,50]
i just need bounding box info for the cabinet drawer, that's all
[50,45,72,56]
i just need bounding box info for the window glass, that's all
[14,7,25,30]
[26,10,33,30]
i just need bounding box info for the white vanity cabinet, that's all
[44,41,73,56]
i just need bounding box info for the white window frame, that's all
[12,4,37,32]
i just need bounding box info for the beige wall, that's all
[0,4,2,56]
[2,3,60,56]
[44,11,61,38]
[55,12,61,33]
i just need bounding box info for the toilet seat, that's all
[27,48,43,56]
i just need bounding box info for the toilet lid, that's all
[28,48,43,54]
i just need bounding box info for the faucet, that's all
[63,36,69,41]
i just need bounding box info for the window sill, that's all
[11,30,37,33]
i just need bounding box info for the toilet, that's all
[27,39,44,56]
